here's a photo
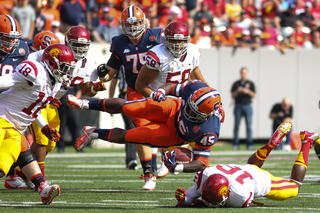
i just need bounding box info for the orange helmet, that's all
[0,15,21,54]
[31,31,60,52]
[184,87,221,123]
[121,6,146,39]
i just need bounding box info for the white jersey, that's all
[28,50,99,99]
[27,49,44,61]
[145,43,200,90]
[0,60,62,133]
[183,164,271,208]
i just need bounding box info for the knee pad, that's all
[17,150,36,169]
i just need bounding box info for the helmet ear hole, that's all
[49,61,53,66]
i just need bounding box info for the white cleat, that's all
[142,174,156,191]
[38,183,61,205]
[4,175,29,190]
[157,159,169,178]
[66,94,89,110]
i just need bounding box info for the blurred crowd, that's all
[3,0,320,53]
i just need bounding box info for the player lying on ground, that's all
[67,80,225,175]
[174,121,320,208]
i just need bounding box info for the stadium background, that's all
[65,43,320,148]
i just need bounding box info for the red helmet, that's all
[0,15,21,54]
[31,31,60,51]
[164,22,189,58]
[65,26,90,61]
[184,87,221,123]
[41,44,75,85]
[201,174,230,207]
[121,6,146,39]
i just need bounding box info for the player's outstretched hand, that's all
[41,125,60,142]
[175,188,186,208]
[150,89,166,102]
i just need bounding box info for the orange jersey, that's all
[123,97,184,147]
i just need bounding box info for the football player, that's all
[24,26,106,183]
[0,44,76,204]
[0,15,29,74]
[91,5,164,191]
[67,80,223,184]
[135,21,209,179]
[173,122,320,208]
[0,14,32,190]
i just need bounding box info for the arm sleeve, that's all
[170,84,184,96]
[181,170,205,206]
[27,50,44,62]
[145,50,161,70]
[0,72,31,90]
[107,53,122,71]
[0,74,15,89]
[35,113,47,129]
[182,185,201,206]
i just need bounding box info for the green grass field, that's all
[1,143,320,213]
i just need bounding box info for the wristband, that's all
[99,76,107,81]
[174,164,184,173]
[35,114,47,129]
[91,86,98,94]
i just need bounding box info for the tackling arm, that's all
[0,74,15,89]
[0,71,33,89]
[190,66,208,85]
[182,160,207,172]
[135,64,160,97]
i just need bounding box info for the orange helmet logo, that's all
[49,48,61,57]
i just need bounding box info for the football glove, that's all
[150,89,166,102]
[175,188,186,208]
[97,63,110,79]
[92,81,107,92]
[50,98,62,108]
[41,125,60,142]
[162,151,177,173]
[219,105,225,123]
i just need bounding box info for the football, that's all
[167,147,194,164]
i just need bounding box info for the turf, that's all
[1,143,320,213]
